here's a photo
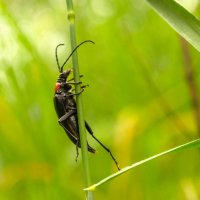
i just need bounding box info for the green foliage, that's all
[0,0,200,199]
[147,0,200,52]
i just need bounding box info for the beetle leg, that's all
[72,85,89,92]
[66,81,82,85]
[57,110,82,161]
[68,75,83,82]
[66,89,84,97]
[73,89,84,95]
[58,110,76,123]
[75,140,79,162]
[59,122,79,143]
[67,106,77,110]
[85,121,120,171]
[81,84,89,88]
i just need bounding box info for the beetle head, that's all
[54,69,72,93]
[57,69,72,83]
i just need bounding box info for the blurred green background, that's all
[0,0,200,199]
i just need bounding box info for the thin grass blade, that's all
[84,138,200,191]
[146,0,200,52]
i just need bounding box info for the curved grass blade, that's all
[146,0,200,52]
[84,138,200,191]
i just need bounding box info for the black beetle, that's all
[53,41,120,170]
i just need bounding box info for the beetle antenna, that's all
[55,43,64,72]
[60,40,95,72]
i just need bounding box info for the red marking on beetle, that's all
[54,82,61,92]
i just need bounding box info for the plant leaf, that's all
[84,138,200,191]
[146,0,200,52]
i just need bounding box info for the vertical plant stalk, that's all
[180,37,200,137]
[66,1,94,199]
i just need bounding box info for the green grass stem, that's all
[66,1,94,199]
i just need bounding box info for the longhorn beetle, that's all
[53,40,120,170]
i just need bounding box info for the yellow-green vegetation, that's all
[0,0,200,199]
